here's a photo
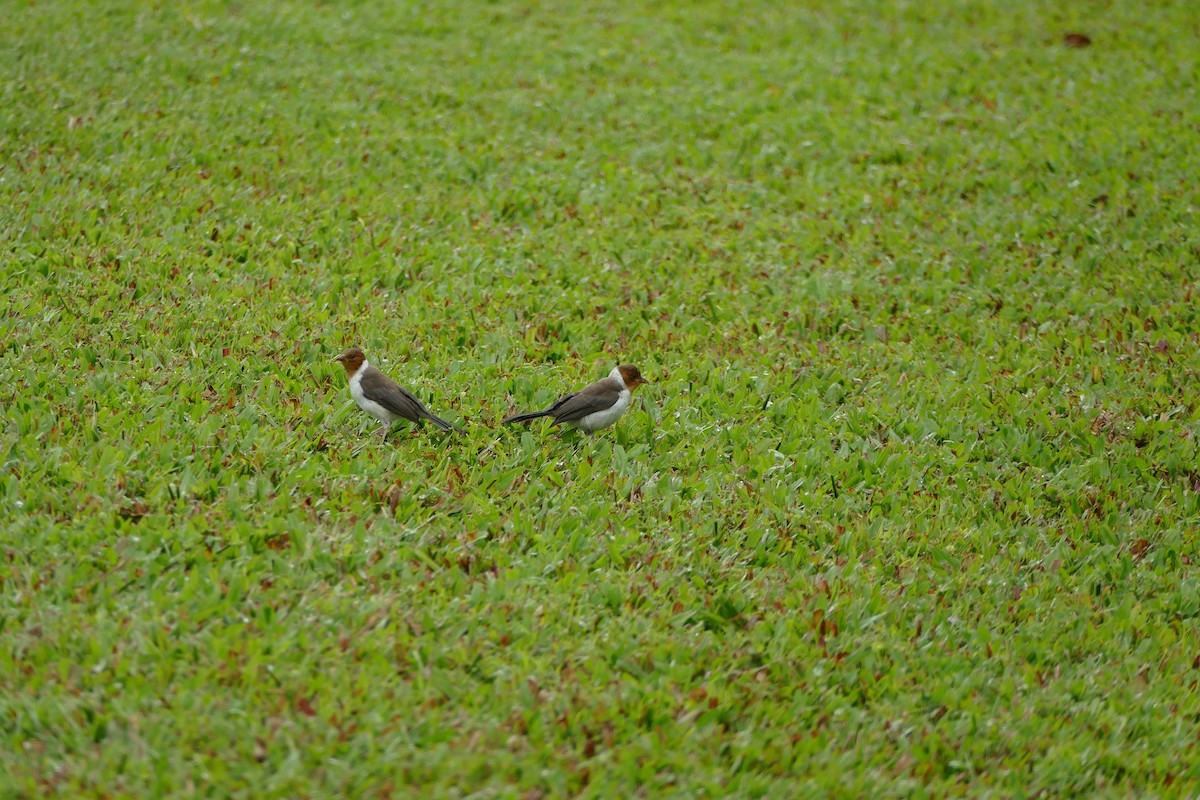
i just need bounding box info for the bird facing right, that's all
[502,365,651,433]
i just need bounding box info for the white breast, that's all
[349,362,399,425]
[573,368,633,432]
[573,389,631,432]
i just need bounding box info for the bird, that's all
[502,365,651,433]
[333,347,463,439]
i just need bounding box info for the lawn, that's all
[2,0,1199,796]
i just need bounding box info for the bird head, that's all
[617,364,650,391]
[334,347,367,375]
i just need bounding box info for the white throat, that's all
[347,360,369,388]
[348,361,368,397]
[348,360,398,425]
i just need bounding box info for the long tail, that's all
[424,412,465,434]
[502,409,553,425]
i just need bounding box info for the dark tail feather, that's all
[424,412,465,434]
[502,409,553,425]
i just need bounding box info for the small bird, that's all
[502,365,651,433]
[334,347,463,439]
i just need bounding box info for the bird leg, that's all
[378,423,391,441]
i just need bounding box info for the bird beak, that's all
[333,355,345,363]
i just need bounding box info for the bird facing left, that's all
[334,347,464,439]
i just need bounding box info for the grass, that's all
[2,0,1199,795]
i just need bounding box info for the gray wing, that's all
[549,387,621,423]
[361,371,429,422]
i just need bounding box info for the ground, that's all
[2,0,1199,796]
